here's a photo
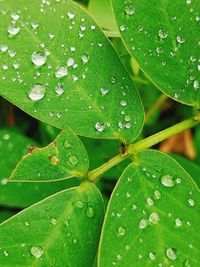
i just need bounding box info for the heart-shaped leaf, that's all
[112,0,199,106]
[98,150,200,266]
[0,182,104,267]
[0,0,144,143]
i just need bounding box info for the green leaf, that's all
[98,150,200,266]
[170,154,200,188]
[112,0,200,106]
[0,0,144,143]
[9,128,89,182]
[0,182,104,267]
[0,128,79,208]
[0,128,36,179]
[88,0,118,32]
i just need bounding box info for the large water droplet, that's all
[28,84,45,101]
[161,175,175,187]
[32,52,47,66]
[149,212,160,224]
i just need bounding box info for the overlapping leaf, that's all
[112,0,200,105]
[0,182,104,267]
[0,0,144,143]
[99,150,200,266]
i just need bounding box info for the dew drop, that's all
[124,5,135,16]
[32,52,47,66]
[95,122,105,132]
[161,175,175,187]
[86,206,95,218]
[51,218,57,225]
[158,29,168,39]
[3,250,8,257]
[55,66,68,78]
[55,84,64,95]
[7,25,20,36]
[30,246,44,258]
[176,35,185,44]
[139,219,149,229]
[166,248,177,261]
[68,155,78,165]
[118,226,126,236]
[74,200,85,208]
[28,83,45,101]
[175,218,182,227]
[81,55,89,64]
[100,87,108,95]
[149,212,160,224]
[149,252,156,261]
[188,198,195,206]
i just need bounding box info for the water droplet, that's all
[32,52,47,66]
[0,178,8,185]
[158,29,168,39]
[55,66,68,78]
[51,218,57,225]
[3,250,8,257]
[175,218,182,227]
[149,252,156,261]
[139,219,149,229]
[161,175,175,187]
[118,226,126,236]
[120,25,126,32]
[7,25,20,36]
[193,80,199,90]
[66,57,74,67]
[86,206,95,218]
[28,83,45,101]
[146,197,154,206]
[74,200,85,208]
[95,122,105,132]
[81,55,89,64]
[188,198,195,206]
[11,12,20,21]
[100,87,108,95]
[176,35,185,44]
[68,155,78,165]
[30,246,44,258]
[67,12,75,20]
[55,84,64,95]
[124,5,135,16]
[120,100,127,107]
[49,155,60,165]
[166,248,177,260]
[63,140,71,148]
[149,212,160,224]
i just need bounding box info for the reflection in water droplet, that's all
[30,246,44,258]
[28,84,46,101]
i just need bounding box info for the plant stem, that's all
[88,115,200,183]
[145,94,168,123]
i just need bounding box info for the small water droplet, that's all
[139,219,149,229]
[30,246,44,258]
[124,5,135,16]
[166,248,177,261]
[149,212,160,224]
[118,226,126,236]
[100,87,109,95]
[176,35,185,44]
[188,198,195,206]
[74,200,85,208]
[68,155,78,165]
[51,218,57,225]
[86,206,95,218]
[158,29,168,39]
[149,252,156,261]
[55,84,64,95]
[95,122,105,132]
[175,218,182,227]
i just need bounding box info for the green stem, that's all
[145,94,168,123]
[88,115,200,183]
